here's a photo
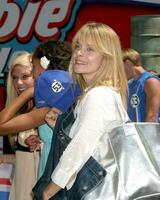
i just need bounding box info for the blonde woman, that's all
[42,22,130,200]
[0,52,39,200]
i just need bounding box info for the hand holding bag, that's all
[108,97,160,199]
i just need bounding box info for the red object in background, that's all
[67,3,160,48]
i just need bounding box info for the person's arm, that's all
[144,78,160,122]
[45,108,62,128]
[42,173,76,200]
[42,182,61,200]
[0,107,50,135]
[0,86,50,135]
[0,87,34,124]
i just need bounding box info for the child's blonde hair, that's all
[6,52,33,106]
[6,52,33,148]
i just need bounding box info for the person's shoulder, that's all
[143,71,159,79]
[145,76,160,85]
[82,87,117,108]
[137,71,159,84]
[87,86,117,101]
[142,71,159,83]
[144,73,160,92]
[88,86,115,95]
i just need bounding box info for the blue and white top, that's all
[128,71,160,122]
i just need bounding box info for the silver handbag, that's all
[108,122,160,200]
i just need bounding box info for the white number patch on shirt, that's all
[130,94,140,108]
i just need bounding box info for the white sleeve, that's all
[51,87,119,188]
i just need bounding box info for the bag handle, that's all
[113,93,130,123]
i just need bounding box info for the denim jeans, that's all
[33,108,106,200]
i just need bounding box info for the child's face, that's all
[32,58,45,79]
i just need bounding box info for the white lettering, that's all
[0,48,11,78]
[17,2,41,41]
[35,0,71,38]
[0,1,20,38]
[0,0,77,41]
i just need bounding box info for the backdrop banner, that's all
[84,0,160,7]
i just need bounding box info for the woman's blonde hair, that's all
[5,52,33,147]
[6,52,33,106]
[122,48,142,66]
[69,22,128,108]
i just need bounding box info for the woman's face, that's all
[32,57,45,79]
[73,40,103,85]
[12,65,34,95]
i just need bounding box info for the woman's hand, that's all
[45,108,62,128]
[42,181,61,200]
[24,135,41,151]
